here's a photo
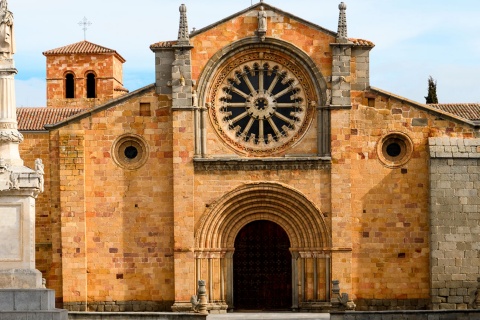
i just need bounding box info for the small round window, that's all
[377,132,413,168]
[112,134,149,170]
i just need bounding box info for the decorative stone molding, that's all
[111,134,149,170]
[206,49,318,156]
[196,37,329,157]
[0,158,41,192]
[195,181,331,249]
[376,132,413,168]
[194,156,330,171]
[0,129,23,143]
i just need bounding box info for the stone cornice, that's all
[193,156,331,171]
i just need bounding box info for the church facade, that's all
[17,2,480,313]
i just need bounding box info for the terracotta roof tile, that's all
[349,38,375,47]
[114,85,129,92]
[43,40,126,62]
[17,107,84,131]
[150,41,177,50]
[428,103,480,121]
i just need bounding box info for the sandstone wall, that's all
[349,91,475,310]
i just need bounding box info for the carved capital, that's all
[0,130,23,143]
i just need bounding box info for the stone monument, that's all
[0,1,67,318]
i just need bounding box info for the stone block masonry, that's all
[331,310,480,320]
[429,137,480,310]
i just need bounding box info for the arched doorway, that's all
[233,220,292,310]
[194,182,332,312]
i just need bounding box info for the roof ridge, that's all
[43,40,126,62]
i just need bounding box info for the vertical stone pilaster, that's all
[154,49,175,95]
[171,4,196,311]
[328,4,353,296]
[330,45,352,107]
[330,107,353,298]
[351,48,371,91]
[58,131,87,310]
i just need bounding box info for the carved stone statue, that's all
[192,90,198,107]
[258,6,267,33]
[35,158,45,192]
[191,280,208,314]
[0,0,15,59]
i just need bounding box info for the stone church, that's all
[16,1,480,313]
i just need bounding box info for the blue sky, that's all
[9,0,480,107]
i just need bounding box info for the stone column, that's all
[0,2,66,317]
[0,54,42,290]
[0,59,22,166]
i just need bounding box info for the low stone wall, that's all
[331,310,480,320]
[429,137,480,310]
[69,312,207,320]
[355,298,430,311]
[64,301,173,312]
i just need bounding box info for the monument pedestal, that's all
[0,289,68,319]
[0,184,67,319]
[0,269,42,289]
[0,3,67,318]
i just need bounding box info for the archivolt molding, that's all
[195,37,329,157]
[195,182,331,253]
[197,37,328,107]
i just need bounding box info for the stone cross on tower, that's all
[78,16,92,40]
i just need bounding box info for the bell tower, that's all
[43,40,128,109]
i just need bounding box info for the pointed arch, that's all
[195,182,331,251]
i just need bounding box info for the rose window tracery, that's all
[208,51,316,156]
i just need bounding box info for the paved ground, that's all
[208,313,330,319]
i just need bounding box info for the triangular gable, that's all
[370,87,480,128]
[190,2,337,39]
[151,2,338,48]
[44,84,155,130]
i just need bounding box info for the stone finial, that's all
[337,2,348,41]
[177,4,190,46]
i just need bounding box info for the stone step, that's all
[0,289,56,311]
[208,313,330,320]
[0,309,68,320]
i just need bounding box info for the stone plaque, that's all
[0,205,22,261]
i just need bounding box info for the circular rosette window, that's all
[112,134,149,170]
[377,132,413,168]
[208,51,316,156]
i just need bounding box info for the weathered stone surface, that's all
[429,138,480,310]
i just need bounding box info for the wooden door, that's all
[233,220,292,310]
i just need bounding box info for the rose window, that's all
[208,52,316,156]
